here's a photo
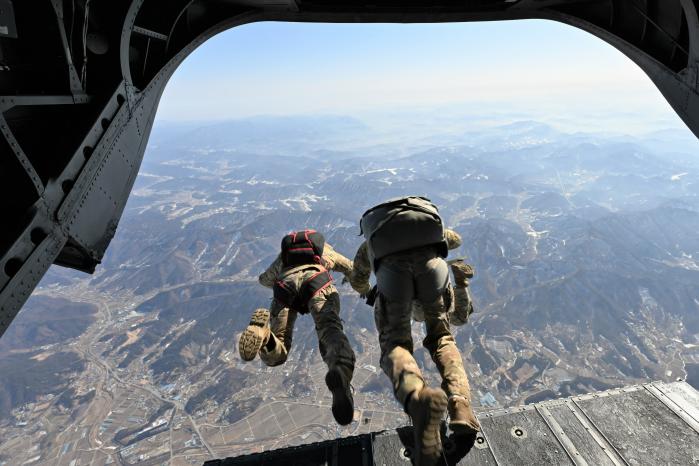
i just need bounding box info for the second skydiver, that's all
[350,196,481,466]
[238,229,356,426]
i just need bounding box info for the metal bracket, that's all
[0,114,43,195]
[133,25,168,41]
[49,0,87,98]
[0,95,90,112]
[0,0,17,38]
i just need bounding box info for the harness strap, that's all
[299,269,334,304]
[273,265,333,314]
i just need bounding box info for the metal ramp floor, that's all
[204,381,699,465]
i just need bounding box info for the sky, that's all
[155,19,688,133]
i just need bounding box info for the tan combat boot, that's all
[325,367,354,426]
[448,395,480,435]
[448,259,475,288]
[238,308,271,361]
[407,387,448,466]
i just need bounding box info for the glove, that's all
[447,258,475,287]
[351,281,372,297]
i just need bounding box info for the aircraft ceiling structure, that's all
[0,0,698,339]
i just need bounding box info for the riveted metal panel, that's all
[208,383,699,466]
[546,403,621,466]
[372,430,412,466]
[0,229,66,335]
[478,409,574,465]
[575,385,699,465]
[646,381,699,433]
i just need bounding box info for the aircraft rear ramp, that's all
[204,380,699,465]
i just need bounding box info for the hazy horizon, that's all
[154,19,690,137]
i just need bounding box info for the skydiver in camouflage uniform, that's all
[238,230,356,426]
[350,197,480,466]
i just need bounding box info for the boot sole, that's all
[238,309,270,361]
[325,368,354,426]
[449,262,474,279]
[414,388,448,464]
[449,420,480,436]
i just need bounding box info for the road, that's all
[36,287,218,463]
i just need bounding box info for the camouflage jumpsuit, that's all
[258,244,356,380]
[350,229,474,407]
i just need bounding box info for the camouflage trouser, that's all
[374,247,473,408]
[412,278,474,325]
[449,286,474,326]
[259,284,355,380]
